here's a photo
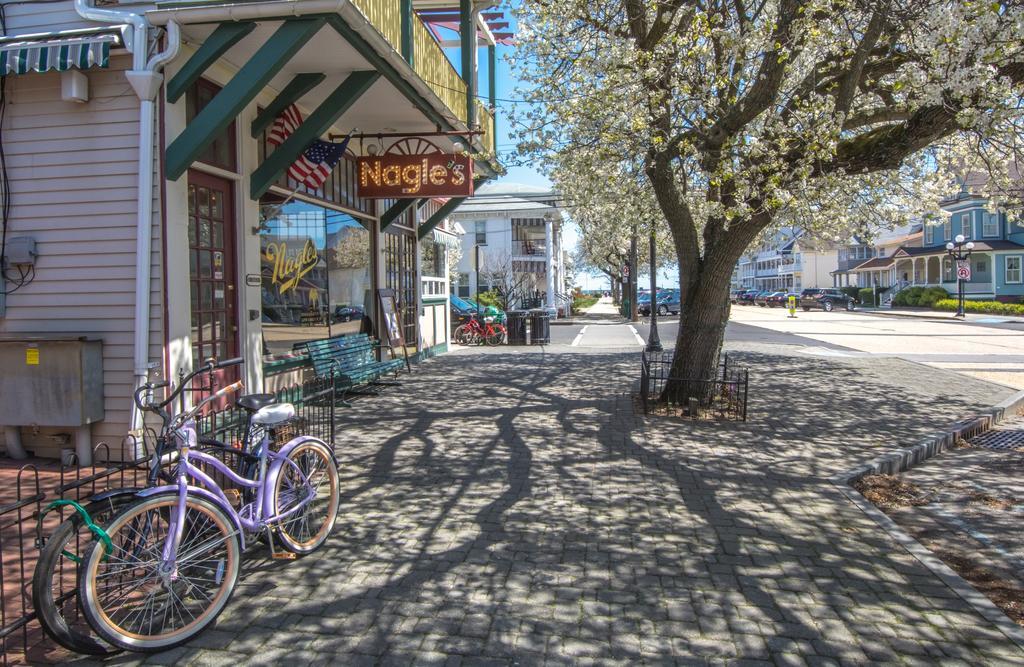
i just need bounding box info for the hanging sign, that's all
[357,153,473,198]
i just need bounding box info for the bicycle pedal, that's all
[271,551,297,560]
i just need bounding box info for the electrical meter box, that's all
[0,337,104,426]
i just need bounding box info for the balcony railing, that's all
[477,101,495,153]
[350,1,470,124]
[513,240,546,256]
[421,276,449,299]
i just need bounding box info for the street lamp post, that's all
[945,234,975,318]
[646,228,663,352]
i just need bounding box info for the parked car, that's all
[729,289,747,304]
[754,291,775,307]
[799,287,856,312]
[762,291,790,307]
[332,305,364,323]
[736,290,759,305]
[652,290,681,316]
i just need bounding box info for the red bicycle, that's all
[453,315,506,346]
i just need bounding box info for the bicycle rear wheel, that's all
[78,492,240,652]
[271,440,339,555]
[453,324,471,345]
[485,325,506,346]
[32,495,134,656]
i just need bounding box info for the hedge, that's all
[933,299,1024,316]
[858,287,877,307]
[892,286,949,308]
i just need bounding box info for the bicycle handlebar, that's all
[133,357,245,413]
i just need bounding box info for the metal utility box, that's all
[0,337,104,426]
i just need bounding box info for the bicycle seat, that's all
[252,403,296,426]
[237,393,276,413]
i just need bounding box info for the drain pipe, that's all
[75,0,181,438]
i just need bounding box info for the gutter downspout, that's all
[75,0,181,439]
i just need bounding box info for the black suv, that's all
[799,288,855,312]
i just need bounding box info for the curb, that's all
[831,388,1024,652]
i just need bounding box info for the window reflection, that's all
[259,197,371,355]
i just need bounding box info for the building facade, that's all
[450,184,570,315]
[0,0,505,461]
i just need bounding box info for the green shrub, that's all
[839,286,861,301]
[892,286,949,308]
[858,288,876,307]
[934,299,1024,315]
[475,289,502,308]
[919,287,950,308]
[892,286,923,307]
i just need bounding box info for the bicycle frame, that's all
[137,421,330,572]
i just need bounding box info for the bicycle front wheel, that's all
[272,440,339,555]
[453,324,470,345]
[485,325,506,346]
[78,492,240,652]
[32,495,134,656]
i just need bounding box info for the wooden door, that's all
[187,171,239,396]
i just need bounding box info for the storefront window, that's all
[259,197,371,355]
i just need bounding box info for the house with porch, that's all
[842,224,923,297]
[884,189,1024,303]
[0,0,507,462]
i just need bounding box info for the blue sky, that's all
[444,5,675,289]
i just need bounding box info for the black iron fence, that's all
[1,437,154,665]
[0,371,342,664]
[639,350,748,421]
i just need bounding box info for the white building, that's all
[450,183,570,314]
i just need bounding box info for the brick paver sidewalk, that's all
[106,345,1024,665]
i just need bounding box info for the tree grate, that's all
[969,429,1024,451]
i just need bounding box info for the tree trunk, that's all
[660,244,745,406]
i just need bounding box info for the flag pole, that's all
[277,128,358,206]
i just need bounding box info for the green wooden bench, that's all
[295,334,404,405]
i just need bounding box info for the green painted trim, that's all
[166,21,256,103]
[380,198,419,230]
[250,72,325,138]
[422,297,448,305]
[400,0,414,64]
[417,176,489,239]
[166,18,325,181]
[417,196,465,240]
[488,45,496,109]
[262,353,312,376]
[325,15,455,132]
[460,0,474,125]
[250,70,379,199]
[413,341,449,362]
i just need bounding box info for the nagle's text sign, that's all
[357,153,473,198]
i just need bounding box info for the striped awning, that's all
[0,29,122,76]
[432,228,461,249]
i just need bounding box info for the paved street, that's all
[549,299,1024,389]
[104,328,1024,665]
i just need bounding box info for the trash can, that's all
[506,310,528,345]
[529,309,550,345]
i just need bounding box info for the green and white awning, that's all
[0,29,122,75]
[432,228,462,249]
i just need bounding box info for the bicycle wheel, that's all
[485,325,506,346]
[78,492,240,652]
[32,495,134,656]
[271,440,339,555]
[453,324,470,345]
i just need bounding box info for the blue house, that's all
[890,188,1024,302]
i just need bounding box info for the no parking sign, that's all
[956,261,971,281]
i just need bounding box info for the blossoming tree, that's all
[515,0,1024,396]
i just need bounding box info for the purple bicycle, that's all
[75,363,340,652]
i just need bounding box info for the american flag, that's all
[289,139,350,190]
[267,103,303,147]
[267,104,351,190]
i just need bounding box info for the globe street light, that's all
[945,235,975,318]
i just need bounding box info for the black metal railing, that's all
[639,350,748,421]
[1,436,155,665]
[0,371,343,664]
